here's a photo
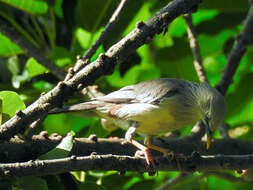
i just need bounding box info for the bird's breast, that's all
[96,100,202,135]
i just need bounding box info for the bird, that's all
[49,78,226,165]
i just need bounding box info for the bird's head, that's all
[197,82,226,148]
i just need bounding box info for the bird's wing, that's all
[94,78,195,104]
[49,102,103,114]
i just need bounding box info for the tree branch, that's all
[183,13,208,83]
[2,133,253,163]
[74,0,129,72]
[2,153,253,179]
[0,0,202,141]
[216,2,253,95]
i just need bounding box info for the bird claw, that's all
[135,149,158,175]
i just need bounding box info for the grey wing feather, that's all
[49,102,102,114]
[94,78,196,104]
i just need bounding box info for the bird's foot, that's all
[134,149,157,176]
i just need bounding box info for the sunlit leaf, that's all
[0,91,26,118]
[25,58,47,77]
[226,73,253,125]
[39,132,74,160]
[192,9,219,25]
[0,0,48,14]
[48,46,72,67]
[44,114,95,135]
[75,28,92,49]
[0,33,23,57]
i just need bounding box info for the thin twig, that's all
[216,2,253,95]
[74,0,129,72]
[184,13,208,83]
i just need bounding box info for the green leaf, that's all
[54,0,63,17]
[226,73,253,125]
[39,133,74,160]
[123,2,151,36]
[32,81,54,92]
[198,30,237,57]
[0,0,48,14]
[48,46,72,67]
[169,17,186,38]
[75,28,92,49]
[192,9,219,25]
[106,66,140,88]
[153,38,199,82]
[25,58,47,77]
[0,91,26,118]
[44,114,95,135]
[0,33,23,57]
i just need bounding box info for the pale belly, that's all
[97,102,202,136]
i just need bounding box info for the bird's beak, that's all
[205,117,213,150]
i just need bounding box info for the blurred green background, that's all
[0,0,253,189]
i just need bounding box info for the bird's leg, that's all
[144,136,169,156]
[125,125,154,166]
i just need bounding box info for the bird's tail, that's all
[48,102,101,115]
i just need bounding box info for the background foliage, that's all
[0,0,252,189]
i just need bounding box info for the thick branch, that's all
[0,18,66,80]
[2,134,253,163]
[2,153,253,179]
[0,0,202,141]
[216,3,253,95]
